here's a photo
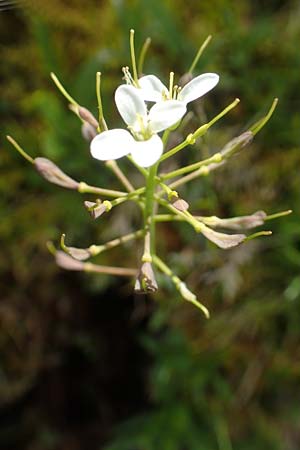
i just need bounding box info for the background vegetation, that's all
[1,1,300,449]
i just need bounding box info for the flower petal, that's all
[130,135,163,167]
[138,75,168,102]
[90,129,134,161]
[148,100,186,133]
[115,85,147,126]
[178,73,219,104]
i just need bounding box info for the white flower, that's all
[90,84,186,168]
[138,72,219,105]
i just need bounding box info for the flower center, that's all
[129,113,153,141]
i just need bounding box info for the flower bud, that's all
[221,131,253,158]
[65,247,91,261]
[172,197,189,212]
[34,157,79,189]
[81,122,98,142]
[78,106,99,128]
[203,211,267,230]
[84,200,108,219]
[55,251,84,271]
[199,223,246,249]
[134,262,158,294]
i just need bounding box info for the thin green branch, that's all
[138,37,151,76]
[105,160,135,192]
[152,255,209,318]
[50,72,79,111]
[6,135,34,164]
[250,98,278,135]
[96,72,108,132]
[161,151,222,181]
[188,35,212,74]
[89,229,144,256]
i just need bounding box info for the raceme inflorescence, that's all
[7,30,291,318]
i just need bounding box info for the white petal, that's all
[130,135,163,167]
[115,85,147,126]
[178,73,219,104]
[148,100,186,133]
[138,75,168,102]
[90,129,134,161]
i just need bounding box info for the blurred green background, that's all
[1,1,300,449]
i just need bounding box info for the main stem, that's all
[143,162,158,259]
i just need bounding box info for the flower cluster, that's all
[7,30,290,318]
[90,72,219,167]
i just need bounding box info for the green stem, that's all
[152,255,209,317]
[156,196,201,232]
[89,229,144,256]
[6,135,34,164]
[264,209,292,221]
[138,37,151,76]
[188,35,212,74]
[96,72,108,132]
[50,72,79,111]
[161,151,222,180]
[159,99,239,163]
[78,182,127,198]
[144,163,159,257]
[250,98,278,135]
[105,160,135,192]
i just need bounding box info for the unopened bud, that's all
[66,247,91,261]
[34,157,79,189]
[205,211,267,230]
[82,122,98,142]
[84,199,108,219]
[221,131,253,158]
[55,251,84,271]
[172,197,189,212]
[78,106,99,129]
[134,262,158,294]
[199,223,246,249]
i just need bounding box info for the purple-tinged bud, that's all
[65,247,91,261]
[78,106,99,129]
[55,251,84,271]
[81,122,98,142]
[34,157,79,189]
[199,224,246,249]
[172,198,189,212]
[134,262,158,294]
[83,200,109,219]
[204,211,267,230]
[221,131,253,158]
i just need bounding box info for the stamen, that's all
[122,66,135,85]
